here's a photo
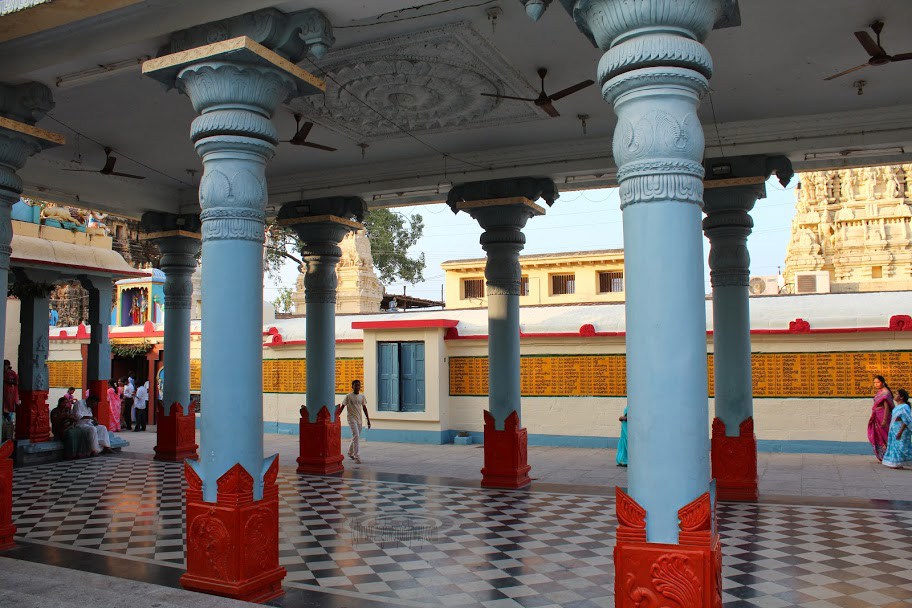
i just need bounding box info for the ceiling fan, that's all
[284,114,337,151]
[481,67,594,117]
[824,20,912,81]
[63,147,145,179]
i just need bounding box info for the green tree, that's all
[363,208,425,285]
[272,287,295,314]
[263,209,425,286]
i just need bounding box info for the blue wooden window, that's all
[377,342,425,412]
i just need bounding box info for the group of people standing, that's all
[868,375,912,469]
[105,374,150,433]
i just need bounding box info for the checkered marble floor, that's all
[10,457,912,608]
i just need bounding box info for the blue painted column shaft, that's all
[576,0,725,543]
[16,291,50,393]
[83,279,112,385]
[482,224,525,429]
[174,62,297,502]
[156,235,200,414]
[0,201,13,399]
[303,241,342,421]
[703,190,758,433]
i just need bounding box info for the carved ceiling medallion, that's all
[291,23,544,142]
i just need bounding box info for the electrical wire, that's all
[707,90,725,158]
[43,114,194,188]
[336,0,500,28]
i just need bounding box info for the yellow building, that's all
[442,249,625,309]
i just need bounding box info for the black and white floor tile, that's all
[10,457,912,608]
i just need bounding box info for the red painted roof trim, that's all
[351,319,459,330]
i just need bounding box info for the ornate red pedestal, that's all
[15,389,50,443]
[296,405,344,475]
[154,402,198,462]
[614,488,722,608]
[181,458,286,603]
[88,380,112,430]
[711,417,758,502]
[0,441,15,550]
[481,410,532,489]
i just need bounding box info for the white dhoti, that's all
[72,399,111,452]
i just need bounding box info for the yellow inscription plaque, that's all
[260,358,365,394]
[190,359,201,392]
[449,352,912,398]
[48,360,82,389]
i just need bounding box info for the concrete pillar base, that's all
[87,380,112,430]
[481,410,531,489]
[181,459,286,603]
[614,488,722,607]
[711,417,759,502]
[0,441,15,550]
[15,390,49,443]
[296,406,344,475]
[154,403,199,462]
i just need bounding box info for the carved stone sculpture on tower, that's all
[291,229,382,314]
[785,164,912,293]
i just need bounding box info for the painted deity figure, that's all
[885,166,904,199]
[863,167,878,200]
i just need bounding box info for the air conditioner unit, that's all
[794,271,831,294]
[748,276,781,296]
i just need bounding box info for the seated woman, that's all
[50,397,92,459]
[71,396,113,454]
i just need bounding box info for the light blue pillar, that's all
[15,283,51,395]
[446,179,557,430]
[146,228,200,414]
[0,82,60,414]
[703,185,762,433]
[81,277,112,386]
[574,0,726,544]
[278,200,365,422]
[475,206,534,429]
[144,36,325,500]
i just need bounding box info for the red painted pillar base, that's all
[181,458,286,603]
[711,417,758,502]
[0,441,15,550]
[88,380,112,430]
[296,405,344,475]
[481,410,532,489]
[614,488,722,608]
[15,390,50,443]
[154,403,199,462]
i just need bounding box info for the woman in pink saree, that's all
[106,378,121,432]
[868,375,894,461]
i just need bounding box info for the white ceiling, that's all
[3,0,912,217]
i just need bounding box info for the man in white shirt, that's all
[121,379,135,430]
[133,381,149,432]
[339,380,371,464]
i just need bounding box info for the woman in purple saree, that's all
[868,375,894,461]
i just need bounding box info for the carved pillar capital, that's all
[161,8,334,62]
[703,183,765,288]
[151,231,201,311]
[277,198,366,305]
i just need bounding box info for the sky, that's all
[267,176,799,305]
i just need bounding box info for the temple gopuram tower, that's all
[292,229,382,314]
[785,164,912,293]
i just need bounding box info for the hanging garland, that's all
[111,341,152,358]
